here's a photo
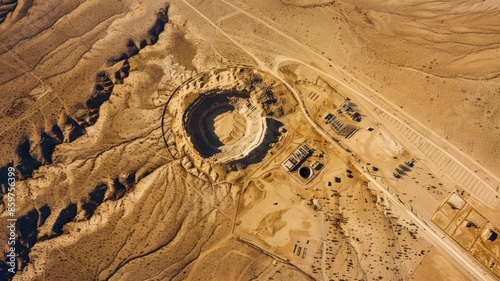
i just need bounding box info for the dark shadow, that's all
[51,203,77,237]
[299,166,312,179]
[65,117,86,142]
[0,207,40,277]
[48,124,63,143]
[15,139,41,179]
[203,104,234,148]
[399,164,411,172]
[184,90,249,157]
[81,183,107,220]
[38,204,51,227]
[40,132,59,164]
[86,72,114,109]
[395,168,407,176]
[0,164,13,196]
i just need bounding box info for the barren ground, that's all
[0,0,499,280]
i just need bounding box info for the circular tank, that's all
[299,166,313,179]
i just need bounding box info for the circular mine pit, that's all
[299,166,313,179]
[183,91,264,159]
[163,66,290,181]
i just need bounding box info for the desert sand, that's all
[0,0,499,280]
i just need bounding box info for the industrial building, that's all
[282,144,313,172]
[324,113,358,138]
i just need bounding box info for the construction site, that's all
[0,0,498,280]
[162,66,294,182]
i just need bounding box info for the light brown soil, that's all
[1,0,498,280]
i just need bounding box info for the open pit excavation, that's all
[1,0,499,280]
[162,66,289,182]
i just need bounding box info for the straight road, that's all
[349,160,495,281]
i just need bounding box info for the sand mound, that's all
[212,110,247,145]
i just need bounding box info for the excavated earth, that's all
[0,0,498,280]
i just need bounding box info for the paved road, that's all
[349,160,496,281]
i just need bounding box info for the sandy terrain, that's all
[0,0,498,280]
[411,247,471,281]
